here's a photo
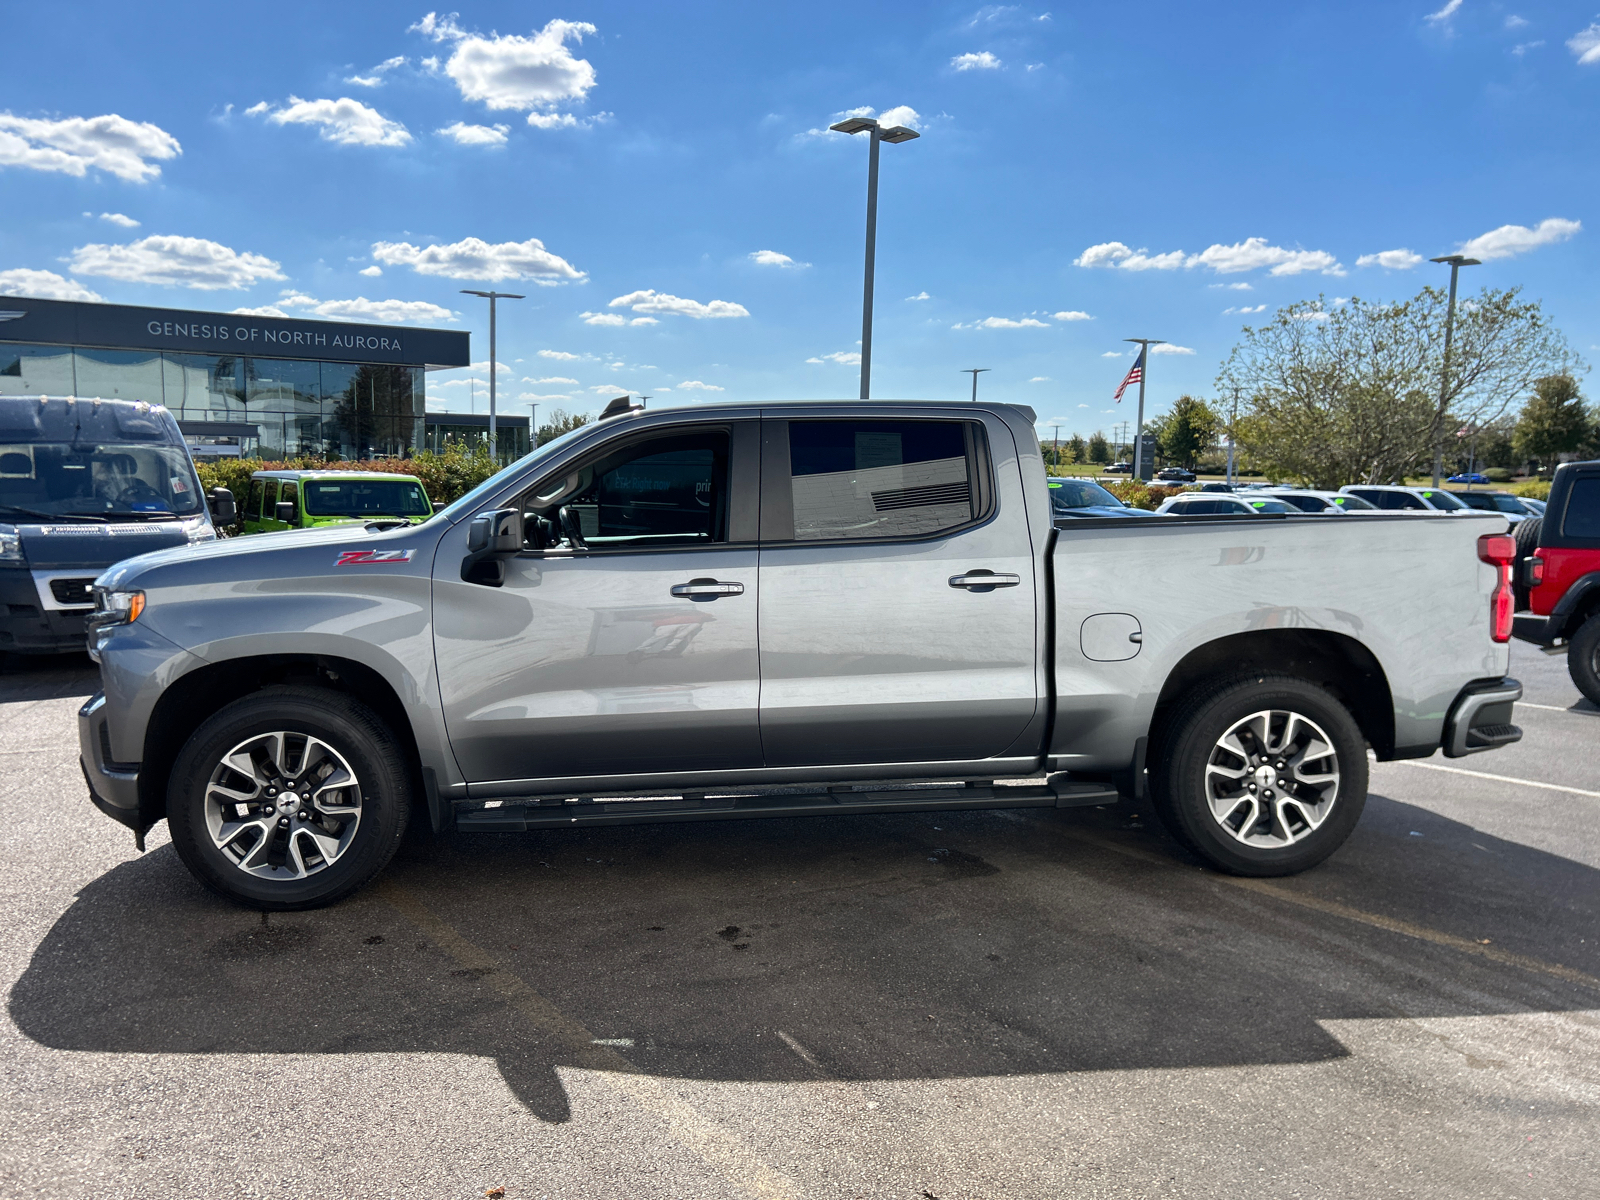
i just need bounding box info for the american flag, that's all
[1114,348,1145,402]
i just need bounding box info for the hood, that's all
[13,520,197,569]
[94,520,436,590]
[1054,504,1156,519]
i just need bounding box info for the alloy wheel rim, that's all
[1203,709,1339,848]
[203,731,363,880]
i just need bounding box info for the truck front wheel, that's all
[166,686,414,910]
[1567,614,1600,707]
[1150,674,1368,876]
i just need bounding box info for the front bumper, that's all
[0,569,92,653]
[78,692,145,833]
[1442,677,1523,758]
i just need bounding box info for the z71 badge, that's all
[335,548,416,566]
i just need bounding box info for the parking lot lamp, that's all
[460,289,525,460]
[829,115,920,400]
[1427,255,1480,486]
[1124,338,1164,481]
[962,367,989,402]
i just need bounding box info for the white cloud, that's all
[1078,237,1343,276]
[0,267,104,302]
[906,290,930,300]
[1028,376,1051,382]
[750,250,809,268]
[413,13,599,126]
[1426,0,1463,23]
[608,289,750,319]
[345,55,407,87]
[98,212,139,228]
[438,121,510,146]
[358,264,383,277]
[277,292,456,323]
[539,349,584,360]
[1506,14,1529,29]
[526,375,578,385]
[254,96,411,147]
[1100,351,1124,357]
[1188,238,1343,276]
[1458,217,1580,259]
[230,305,289,317]
[807,351,861,365]
[677,380,724,391]
[1356,248,1424,269]
[68,235,285,290]
[1149,343,1196,354]
[1567,24,1600,64]
[1225,304,1268,314]
[1053,310,1093,321]
[0,111,181,182]
[807,105,922,137]
[1210,282,1253,291]
[581,311,627,326]
[1512,40,1544,55]
[958,316,1050,329]
[952,51,1003,70]
[373,236,584,284]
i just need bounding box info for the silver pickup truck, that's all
[79,400,1524,909]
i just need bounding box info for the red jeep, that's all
[1512,458,1600,704]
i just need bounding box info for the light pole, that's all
[1225,385,1242,486]
[460,289,525,460]
[961,367,990,402]
[1051,423,1060,476]
[1427,255,1480,486]
[829,115,920,400]
[1125,338,1164,481]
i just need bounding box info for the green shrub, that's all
[1485,467,1513,483]
[194,442,507,519]
[1511,479,1551,501]
[1102,479,1164,510]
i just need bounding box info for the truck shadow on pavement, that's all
[11,795,1600,1123]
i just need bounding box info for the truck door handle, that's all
[671,578,745,600]
[948,571,1022,592]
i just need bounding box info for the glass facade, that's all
[0,343,425,460]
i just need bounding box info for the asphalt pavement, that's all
[0,643,1596,1198]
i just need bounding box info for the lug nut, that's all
[1264,789,1274,800]
[278,817,289,828]
[1248,783,1257,792]
[297,811,308,820]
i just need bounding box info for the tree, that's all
[1217,288,1578,490]
[1067,433,1087,463]
[1158,396,1219,469]
[1087,431,1110,463]
[536,408,592,447]
[1513,374,1589,473]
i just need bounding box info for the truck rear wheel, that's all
[1567,615,1600,708]
[1150,673,1368,876]
[166,686,413,910]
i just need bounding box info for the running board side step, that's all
[454,777,1120,833]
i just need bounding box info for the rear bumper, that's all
[1512,612,1561,648]
[78,692,144,832]
[1442,677,1523,758]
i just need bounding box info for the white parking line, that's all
[1394,759,1600,799]
[1519,701,1597,715]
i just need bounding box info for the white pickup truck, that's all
[79,400,1523,909]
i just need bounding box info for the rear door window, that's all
[279,481,299,524]
[245,478,265,520]
[786,420,980,541]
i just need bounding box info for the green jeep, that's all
[239,469,434,534]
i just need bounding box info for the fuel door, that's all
[1080,613,1142,662]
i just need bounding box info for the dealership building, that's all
[0,295,484,460]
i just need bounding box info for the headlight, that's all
[88,587,146,631]
[0,524,20,563]
[183,516,216,544]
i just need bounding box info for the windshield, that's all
[0,441,201,518]
[1330,494,1376,510]
[1418,488,1466,510]
[432,423,595,524]
[1244,498,1293,513]
[1049,478,1125,510]
[1490,494,1529,514]
[303,478,431,517]
[1271,494,1329,513]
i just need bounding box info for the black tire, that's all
[1149,673,1368,877]
[1568,614,1600,708]
[1513,516,1543,610]
[167,686,414,910]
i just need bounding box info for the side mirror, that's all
[274,500,297,524]
[461,508,523,585]
[207,487,236,524]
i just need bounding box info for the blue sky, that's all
[2,1,1596,442]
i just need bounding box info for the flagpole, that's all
[1124,338,1164,481]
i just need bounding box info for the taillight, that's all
[1477,533,1514,643]
[1524,556,1544,587]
